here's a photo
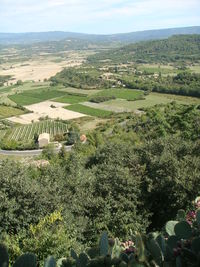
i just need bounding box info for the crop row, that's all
[9,120,68,141]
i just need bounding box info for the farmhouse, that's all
[38,133,50,148]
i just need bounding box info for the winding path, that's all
[0,145,73,156]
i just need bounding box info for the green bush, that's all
[2,211,81,264]
[0,139,38,150]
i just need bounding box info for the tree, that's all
[0,160,60,233]
[33,133,39,145]
[42,144,56,160]
[16,80,23,86]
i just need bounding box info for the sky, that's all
[0,0,200,34]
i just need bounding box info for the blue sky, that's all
[0,0,200,34]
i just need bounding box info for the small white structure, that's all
[38,133,50,148]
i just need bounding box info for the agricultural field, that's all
[0,48,86,84]
[0,85,15,94]
[54,88,144,104]
[65,104,113,118]
[54,93,88,104]
[83,92,200,112]
[0,105,26,118]
[0,130,6,139]
[60,87,101,95]
[189,64,200,73]
[8,87,68,105]
[93,88,144,100]
[137,64,177,75]
[7,120,68,141]
[8,101,86,124]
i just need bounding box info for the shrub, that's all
[0,139,38,150]
[2,211,81,264]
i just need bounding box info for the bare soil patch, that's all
[0,57,84,84]
[8,101,85,124]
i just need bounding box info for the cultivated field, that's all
[8,87,68,105]
[0,61,65,84]
[65,104,113,118]
[60,87,101,95]
[83,93,200,112]
[53,93,88,104]
[8,120,68,141]
[94,88,144,100]
[0,50,85,84]
[8,101,86,124]
[0,105,25,118]
[0,130,6,139]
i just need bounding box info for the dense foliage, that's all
[1,199,200,266]
[122,71,200,97]
[0,103,200,262]
[50,67,112,89]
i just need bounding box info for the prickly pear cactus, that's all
[44,256,56,267]
[0,244,9,267]
[13,253,37,267]
[99,232,109,256]
[165,221,178,236]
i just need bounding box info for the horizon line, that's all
[0,25,200,36]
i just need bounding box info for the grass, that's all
[84,93,200,112]
[60,87,101,95]
[93,88,144,100]
[0,105,25,118]
[65,104,113,118]
[8,88,67,105]
[137,64,177,74]
[54,93,88,104]
[0,85,15,94]
[189,65,200,74]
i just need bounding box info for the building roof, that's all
[38,133,50,140]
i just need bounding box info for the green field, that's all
[8,88,67,105]
[54,93,88,104]
[0,105,25,118]
[93,88,144,100]
[137,64,176,74]
[84,93,200,112]
[8,120,68,141]
[60,87,100,95]
[54,88,144,104]
[0,85,16,94]
[65,104,113,118]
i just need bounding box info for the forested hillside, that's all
[88,35,200,64]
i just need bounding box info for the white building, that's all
[38,133,50,148]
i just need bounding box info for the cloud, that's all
[93,0,200,18]
[0,0,199,33]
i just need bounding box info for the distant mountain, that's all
[0,26,200,45]
[88,34,200,64]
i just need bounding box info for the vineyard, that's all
[0,130,6,139]
[7,120,68,141]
